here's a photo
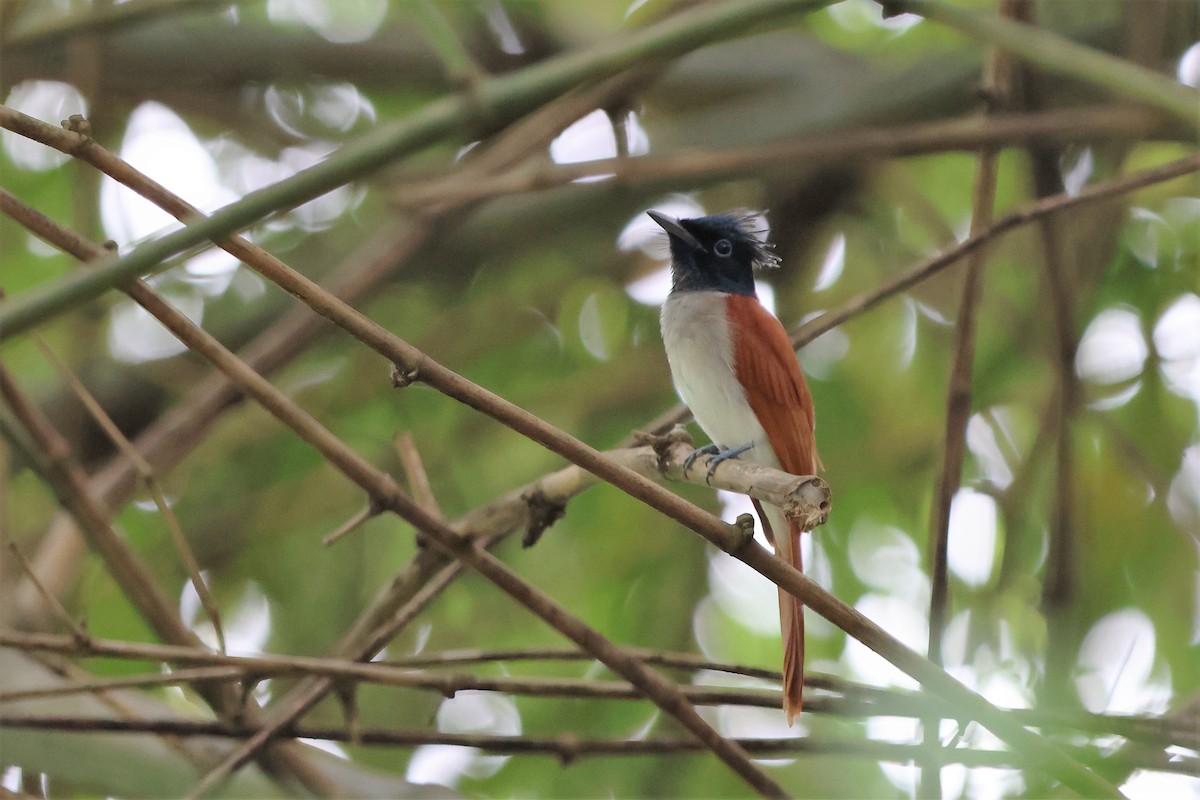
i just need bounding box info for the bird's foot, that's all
[704,441,755,484]
[682,443,721,474]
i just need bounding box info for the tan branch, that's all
[0,192,784,800]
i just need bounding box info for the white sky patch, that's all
[1126,207,1177,269]
[797,309,848,380]
[868,715,920,794]
[550,108,649,166]
[813,232,846,292]
[1061,147,1095,197]
[180,579,272,656]
[2,80,88,170]
[706,545,780,639]
[626,265,672,306]
[266,0,387,43]
[828,0,921,33]
[1075,607,1171,714]
[847,520,927,605]
[310,82,376,130]
[101,102,237,247]
[1178,41,1200,87]
[299,737,349,759]
[485,1,524,54]
[108,291,204,363]
[843,593,926,690]
[967,413,1014,490]
[277,143,366,232]
[947,488,998,588]
[755,280,777,317]
[406,691,521,787]
[1076,306,1148,384]
[897,298,918,369]
[578,292,611,361]
[1124,770,1200,800]
[717,701,801,767]
[912,297,953,327]
[1154,293,1200,406]
[264,85,307,138]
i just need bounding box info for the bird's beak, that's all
[647,210,703,251]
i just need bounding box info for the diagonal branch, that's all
[0,0,827,341]
[0,373,338,797]
[392,105,1180,209]
[0,194,786,800]
[639,151,1200,438]
[6,121,1189,800]
[11,65,657,629]
[0,123,1144,799]
[895,0,1200,126]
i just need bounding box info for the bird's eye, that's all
[714,239,733,257]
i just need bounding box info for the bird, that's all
[649,209,819,724]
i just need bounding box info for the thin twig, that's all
[0,196,786,800]
[4,71,722,795]
[3,715,1195,776]
[394,432,445,523]
[0,0,826,341]
[391,105,1175,209]
[321,504,381,548]
[4,630,1194,748]
[30,337,226,654]
[0,367,202,652]
[4,119,1136,800]
[6,544,89,643]
[638,151,1200,439]
[0,212,345,800]
[11,67,655,627]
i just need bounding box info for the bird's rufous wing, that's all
[725,294,818,477]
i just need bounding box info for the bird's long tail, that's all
[757,502,805,725]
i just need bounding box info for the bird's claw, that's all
[703,442,755,484]
[682,443,720,474]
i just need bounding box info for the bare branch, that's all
[0,192,783,800]
[2,715,1195,777]
[6,543,89,644]
[30,336,226,654]
[0,110,1139,798]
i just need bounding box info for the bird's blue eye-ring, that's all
[714,239,733,257]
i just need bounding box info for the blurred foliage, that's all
[1,0,1198,798]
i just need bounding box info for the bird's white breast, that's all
[660,292,777,468]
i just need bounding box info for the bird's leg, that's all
[682,443,721,474]
[704,441,755,483]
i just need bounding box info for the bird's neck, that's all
[670,270,756,297]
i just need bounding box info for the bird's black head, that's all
[647,210,780,297]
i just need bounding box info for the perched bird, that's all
[650,209,819,724]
